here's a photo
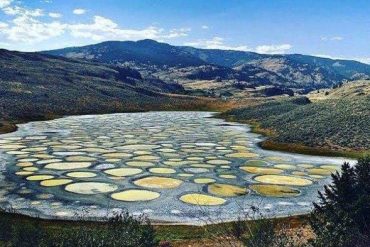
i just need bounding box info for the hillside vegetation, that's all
[221,81,370,156]
[0,49,225,129]
[309,80,370,100]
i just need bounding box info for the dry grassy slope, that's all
[308,80,370,101]
[221,80,370,156]
[247,57,343,88]
[0,49,230,133]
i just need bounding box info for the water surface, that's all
[0,112,353,224]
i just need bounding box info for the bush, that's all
[263,87,294,97]
[11,221,44,247]
[0,211,159,247]
[0,213,12,241]
[202,206,307,247]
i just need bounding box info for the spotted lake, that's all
[0,112,353,224]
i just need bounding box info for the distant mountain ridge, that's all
[44,40,206,67]
[44,39,370,90]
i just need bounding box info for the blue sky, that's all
[0,0,369,63]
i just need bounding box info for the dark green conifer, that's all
[310,157,370,247]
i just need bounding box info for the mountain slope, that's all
[285,54,370,79]
[44,39,206,67]
[182,48,370,88]
[0,49,215,122]
[44,39,370,91]
[246,56,345,89]
[180,46,264,67]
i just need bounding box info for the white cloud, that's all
[356,57,370,64]
[0,21,8,29]
[331,36,343,41]
[73,8,86,15]
[0,15,66,42]
[321,36,343,41]
[68,16,188,42]
[315,54,370,64]
[164,28,190,38]
[49,12,61,18]
[2,6,43,16]
[0,2,64,43]
[184,37,250,51]
[0,41,11,46]
[314,54,341,59]
[0,0,189,47]
[184,37,292,54]
[0,0,12,8]
[201,25,209,29]
[69,16,159,41]
[255,44,292,54]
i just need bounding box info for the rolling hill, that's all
[0,49,219,124]
[44,39,370,91]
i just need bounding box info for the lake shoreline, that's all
[1,109,364,159]
[0,111,349,224]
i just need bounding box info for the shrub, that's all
[0,213,12,241]
[42,212,158,247]
[203,206,307,247]
[11,221,44,247]
[0,211,159,247]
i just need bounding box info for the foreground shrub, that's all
[11,221,44,247]
[0,211,158,247]
[0,212,12,241]
[202,206,307,247]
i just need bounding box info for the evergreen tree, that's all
[310,156,370,247]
